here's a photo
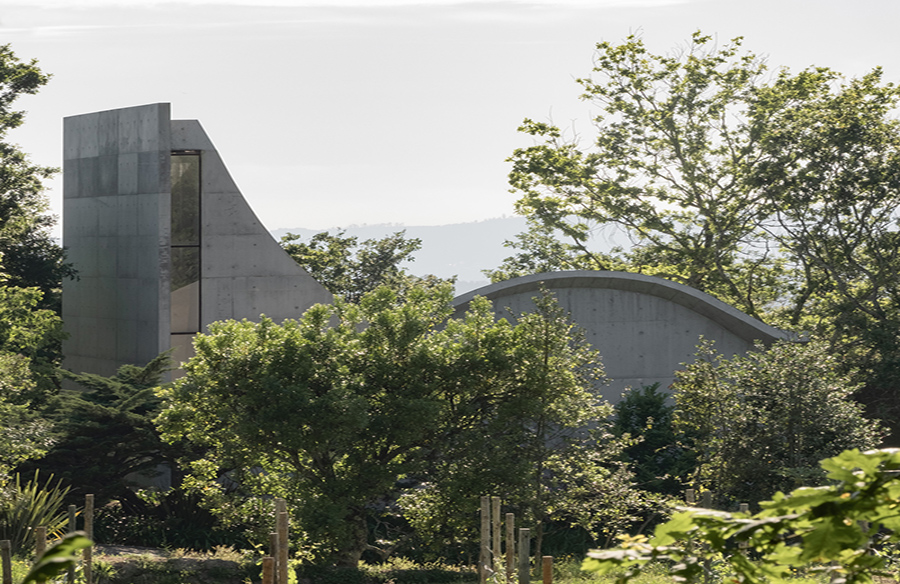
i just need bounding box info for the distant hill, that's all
[271,217,530,294]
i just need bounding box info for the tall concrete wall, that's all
[452,271,790,403]
[63,103,332,377]
[170,120,331,326]
[63,103,172,376]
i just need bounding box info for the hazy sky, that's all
[3,0,898,238]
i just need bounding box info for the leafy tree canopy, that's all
[672,339,883,504]
[0,45,74,312]
[0,264,64,475]
[156,283,632,567]
[24,352,176,506]
[505,31,900,440]
[281,230,446,303]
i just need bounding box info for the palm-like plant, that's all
[0,472,70,555]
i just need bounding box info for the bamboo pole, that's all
[542,556,553,584]
[505,513,515,584]
[84,494,94,584]
[517,528,530,584]
[1,540,11,584]
[262,556,275,584]
[479,496,490,584]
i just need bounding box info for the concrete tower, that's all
[62,103,332,376]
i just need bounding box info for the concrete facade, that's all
[63,103,332,376]
[452,271,790,403]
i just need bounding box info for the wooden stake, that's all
[35,527,46,563]
[67,505,77,583]
[269,532,278,583]
[262,556,275,584]
[84,494,94,584]
[34,527,46,584]
[738,503,749,553]
[517,528,530,584]
[542,556,553,584]
[491,496,501,572]
[479,496,490,584]
[1,540,11,584]
[276,498,289,584]
[505,513,515,584]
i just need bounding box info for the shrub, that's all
[0,471,70,555]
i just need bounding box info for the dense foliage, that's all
[281,230,445,303]
[673,339,883,504]
[24,353,177,507]
[156,283,638,566]
[0,44,73,313]
[585,448,900,584]
[0,281,63,482]
[504,31,900,439]
[612,383,693,496]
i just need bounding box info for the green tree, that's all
[613,383,694,496]
[0,268,64,474]
[507,30,900,442]
[157,283,464,566]
[0,353,52,482]
[24,353,176,506]
[672,339,883,504]
[746,67,900,438]
[156,284,630,567]
[507,32,784,318]
[402,291,644,560]
[0,45,73,312]
[281,230,442,303]
[0,277,64,396]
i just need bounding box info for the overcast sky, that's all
[3,0,898,238]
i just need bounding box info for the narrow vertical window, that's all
[170,152,201,341]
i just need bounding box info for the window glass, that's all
[170,247,200,333]
[171,153,200,246]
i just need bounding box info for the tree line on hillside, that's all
[0,33,893,570]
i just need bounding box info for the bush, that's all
[0,471,69,555]
[92,489,250,551]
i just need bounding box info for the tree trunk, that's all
[534,519,544,578]
[333,510,368,568]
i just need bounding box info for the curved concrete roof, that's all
[453,271,790,345]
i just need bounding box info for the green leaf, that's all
[21,532,91,584]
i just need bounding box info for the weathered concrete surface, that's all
[170,120,333,327]
[63,104,332,377]
[452,271,790,403]
[63,103,171,377]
